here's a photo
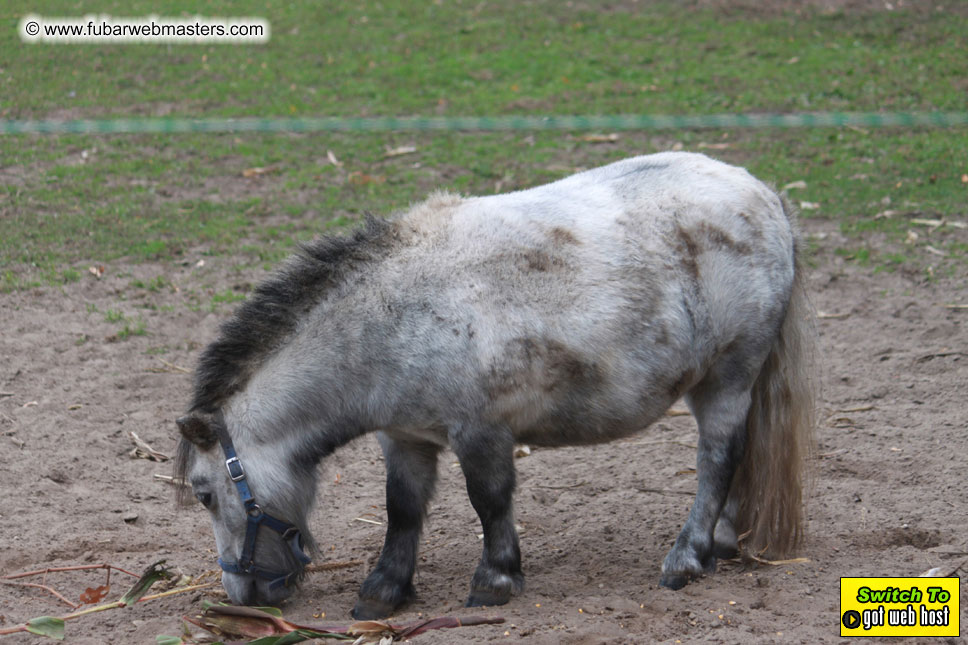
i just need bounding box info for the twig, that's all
[746,554,811,566]
[305,559,366,573]
[156,357,191,373]
[916,351,968,363]
[533,480,588,490]
[353,517,383,526]
[817,310,850,319]
[625,439,697,449]
[943,303,968,310]
[2,563,139,581]
[153,473,188,487]
[665,408,691,417]
[0,391,13,398]
[0,580,79,609]
[635,486,695,496]
[129,431,170,461]
[816,448,847,459]
[832,404,874,414]
[910,218,966,230]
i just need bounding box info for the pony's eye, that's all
[196,492,213,508]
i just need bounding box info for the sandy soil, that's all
[0,209,965,644]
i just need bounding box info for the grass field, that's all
[2,1,967,292]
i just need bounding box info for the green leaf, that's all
[25,616,65,640]
[155,636,184,645]
[251,606,284,618]
[119,560,174,606]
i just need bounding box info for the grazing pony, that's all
[174,152,815,618]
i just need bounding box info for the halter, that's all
[214,417,311,590]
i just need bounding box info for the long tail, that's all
[733,196,817,558]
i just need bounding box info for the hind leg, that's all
[353,434,440,619]
[449,421,523,607]
[660,379,750,590]
[712,490,741,560]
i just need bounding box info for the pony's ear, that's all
[176,411,217,448]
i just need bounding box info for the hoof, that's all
[466,571,522,607]
[466,588,512,607]
[351,582,415,620]
[659,573,690,590]
[712,542,738,560]
[351,597,399,620]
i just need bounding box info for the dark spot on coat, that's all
[544,340,600,390]
[675,225,700,280]
[484,337,602,400]
[549,227,580,245]
[521,249,566,272]
[696,222,752,255]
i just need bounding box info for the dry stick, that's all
[0,391,14,398]
[635,486,695,497]
[746,554,811,566]
[156,357,191,373]
[0,579,78,609]
[625,439,697,448]
[817,310,850,319]
[153,473,189,487]
[2,563,140,581]
[917,351,968,362]
[533,480,588,490]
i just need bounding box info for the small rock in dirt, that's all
[123,512,139,523]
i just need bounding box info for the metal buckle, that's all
[225,456,245,482]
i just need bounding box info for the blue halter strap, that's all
[214,420,311,590]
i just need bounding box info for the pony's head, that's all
[174,409,316,606]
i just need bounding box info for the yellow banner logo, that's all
[840,577,960,637]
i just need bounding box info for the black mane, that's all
[189,214,395,413]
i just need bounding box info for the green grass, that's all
[1,1,966,286]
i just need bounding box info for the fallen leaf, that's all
[383,145,418,158]
[79,585,109,605]
[129,431,170,462]
[88,265,105,278]
[580,133,619,143]
[242,166,278,178]
[514,445,531,458]
[326,150,342,167]
[782,180,807,191]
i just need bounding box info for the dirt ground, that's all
[0,204,965,644]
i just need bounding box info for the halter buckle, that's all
[225,456,245,482]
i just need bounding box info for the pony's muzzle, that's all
[222,570,296,606]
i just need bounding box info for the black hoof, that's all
[352,582,415,619]
[659,573,690,590]
[466,587,512,607]
[712,542,738,560]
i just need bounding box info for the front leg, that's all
[449,422,523,607]
[352,434,440,619]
